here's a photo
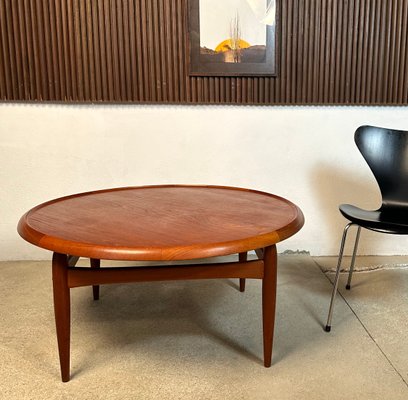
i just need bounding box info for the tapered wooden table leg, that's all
[262,245,277,368]
[90,258,100,300]
[239,252,247,292]
[52,252,71,382]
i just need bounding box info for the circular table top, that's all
[18,185,304,261]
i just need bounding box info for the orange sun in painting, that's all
[215,39,251,52]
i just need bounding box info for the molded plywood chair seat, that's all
[325,125,408,332]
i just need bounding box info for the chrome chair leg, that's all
[346,226,361,290]
[325,223,355,332]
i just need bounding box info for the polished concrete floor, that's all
[0,255,407,399]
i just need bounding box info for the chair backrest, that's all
[355,125,408,209]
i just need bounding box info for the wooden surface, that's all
[18,184,303,381]
[18,185,304,261]
[67,259,265,288]
[1,0,408,104]
[52,252,70,382]
[262,245,278,367]
[51,245,278,381]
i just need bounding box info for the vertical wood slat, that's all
[128,0,137,100]
[0,0,8,98]
[97,1,107,100]
[122,0,132,100]
[6,0,19,99]
[49,0,61,100]
[80,0,90,100]
[355,0,365,103]
[1,0,15,99]
[116,0,127,100]
[319,0,327,103]
[0,0,407,105]
[401,1,408,103]
[390,0,400,103]
[109,0,120,100]
[91,0,102,100]
[10,1,23,99]
[152,0,161,102]
[42,0,55,99]
[35,0,49,99]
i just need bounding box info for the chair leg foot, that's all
[346,284,351,290]
[325,325,331,332]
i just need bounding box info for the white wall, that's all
[1,104,407,260]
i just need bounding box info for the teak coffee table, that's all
[18,185,304,382]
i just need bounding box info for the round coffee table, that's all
[18,185,304,382]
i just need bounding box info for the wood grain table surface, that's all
[18,185,304,261]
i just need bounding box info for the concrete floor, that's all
[0,255,407,399]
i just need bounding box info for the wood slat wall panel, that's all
[0,0,407,104]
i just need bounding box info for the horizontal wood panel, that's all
[0,0,407,104]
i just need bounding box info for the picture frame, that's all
[188,0,277,77]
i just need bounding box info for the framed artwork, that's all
[188,0,277,76]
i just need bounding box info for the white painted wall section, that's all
[1,104,407,260]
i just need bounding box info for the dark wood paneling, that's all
[0,0,407,104]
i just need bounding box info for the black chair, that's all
[325,125,408,332]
